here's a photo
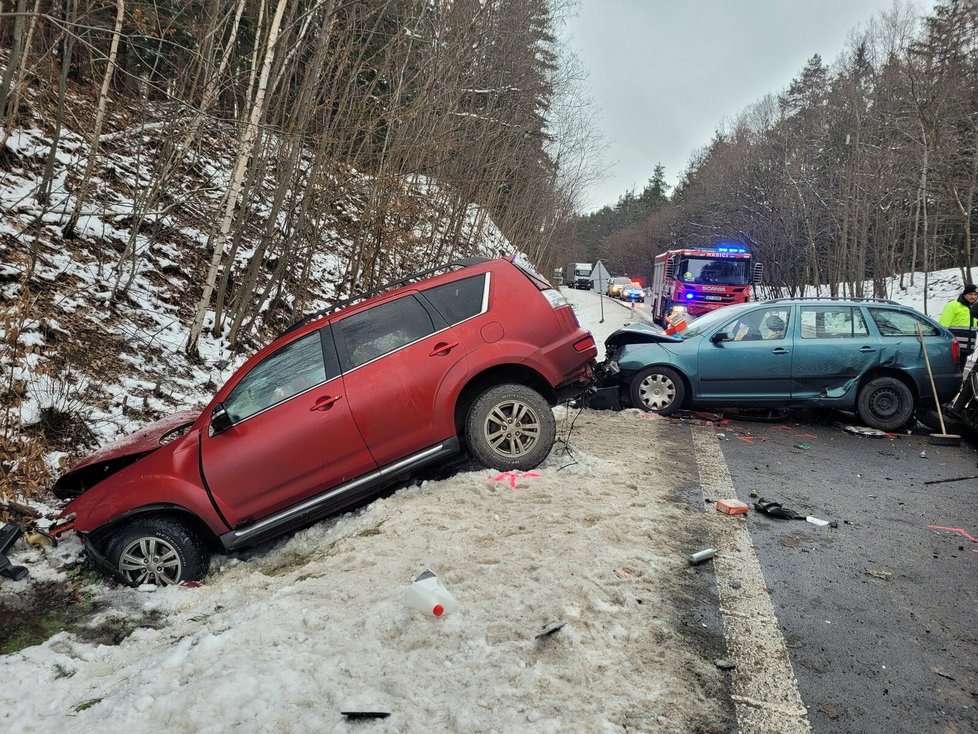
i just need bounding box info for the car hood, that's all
[64,410,201,475]
[605,323,682,350]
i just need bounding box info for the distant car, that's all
[51,256,597,585]
[607,277,632,298]
[620,283,645,302]
[598,298,960,431]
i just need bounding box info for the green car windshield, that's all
[681,303,755,339]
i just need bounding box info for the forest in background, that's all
[572,0,978,298]
[1,0,593,354]
[0,0,601,497]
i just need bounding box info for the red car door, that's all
[200,328,376,527]
[335,293,466,466]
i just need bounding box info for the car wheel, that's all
[856,376,914,431]
[465,383,556,471]
[629,366,685,414]
[105,517,209,586]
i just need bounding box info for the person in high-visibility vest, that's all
[939,284,978,327]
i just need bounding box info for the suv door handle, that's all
[429,341,460,357]
[859,346,876,352]
[310,395,342,411]
[771,347,789,355]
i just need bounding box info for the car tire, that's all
[465,383,556,471]
[629,366,685,415]
[105,517,209,586]
[856,376,914,431]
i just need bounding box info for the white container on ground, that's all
[405,569,458,617]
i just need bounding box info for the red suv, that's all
[51,257,596,585]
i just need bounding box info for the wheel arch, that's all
[453,364,556,435]
[624,363,693,409]
[88,505,220,553]
[856,367,918,402]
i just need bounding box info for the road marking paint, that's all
[692,425,812,733]
[928,525,978,551]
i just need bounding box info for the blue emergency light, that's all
[685,292,695,300]
[715,244,747,253]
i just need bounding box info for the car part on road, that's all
[843,425,888,437]
[465,383,556,471]
[104,517,209,586]
[629,365,685,414]
[0,522,28,581]
[752,498,803,520]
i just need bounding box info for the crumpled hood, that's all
[63,410,201,475]
[605,322,681,350]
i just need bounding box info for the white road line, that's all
[691,425,813,734]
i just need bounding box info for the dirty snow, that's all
[1,275,975,732]
[0,292,736,733]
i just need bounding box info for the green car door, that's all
[697,305,793,403]
[790,305,880,401]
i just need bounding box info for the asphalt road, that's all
[712,410,978,733]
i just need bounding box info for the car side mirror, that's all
[710,332,730,344]
[210,403,233,436]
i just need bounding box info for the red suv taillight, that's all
[952,338,960,366]
[574,335,595,352]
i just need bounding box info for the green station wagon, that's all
[599,298,962,431]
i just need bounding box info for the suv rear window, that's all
[339,295,439,369]
[422,274,488,325]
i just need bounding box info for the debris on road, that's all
[752,498,803,520]
[714,659,736,670]
[0,522,28,581]
[535,621,566,639]
[715,499,749,515]
[844,425,887,438]
[923,474,978,485]
[794,443,811,450]
[864,569,893,581]
[688,548,717,565]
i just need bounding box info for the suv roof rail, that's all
[765,296,900,305]
[279,256,492,338]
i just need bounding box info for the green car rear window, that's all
[799,306,869,338]
[868,308,940,337]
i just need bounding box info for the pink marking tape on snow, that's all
[490,471,541,489]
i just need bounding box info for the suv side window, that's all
[800,306,869,338]
[421,273,488,325]
[224,330,329,422]
[339,294,438,369]
[868,308,939,337]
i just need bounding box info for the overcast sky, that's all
[560,0,911,213]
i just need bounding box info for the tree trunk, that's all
[186,0,289,355]
[64,0,124,237]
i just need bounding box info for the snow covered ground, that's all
[1,267,975,733]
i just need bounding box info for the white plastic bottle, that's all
[405,569,458,617]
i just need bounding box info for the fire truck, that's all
[649,245,763,326]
